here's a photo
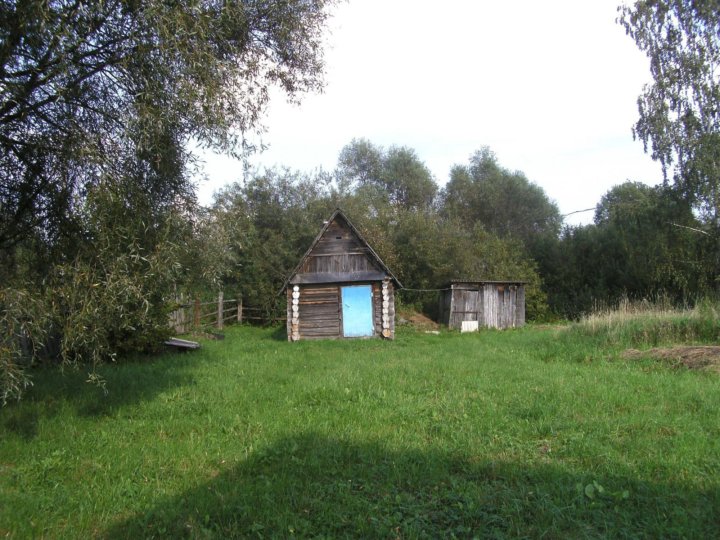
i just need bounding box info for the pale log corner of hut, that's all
[438,280,526,331]
[280,209,401,342]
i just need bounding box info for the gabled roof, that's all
[281,208,402,292]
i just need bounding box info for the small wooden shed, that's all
[282,209,401,341]
[439,280,525,331]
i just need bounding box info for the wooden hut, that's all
[438,280,525,331]
[282,209,401,341]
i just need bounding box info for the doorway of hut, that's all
[341,285,374,337]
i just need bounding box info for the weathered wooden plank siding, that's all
[312,222,366,256]
[298,284,340,339]
[443,282,525,331]
[500,286,511,329]
[476,288,486,325]
[483,284,499,328]
[302,253,376,274]
[448,289,465,329]
[504,287,515,329]
[460,290,479,320]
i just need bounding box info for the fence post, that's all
[179,299,186,333]
[194,297,200,328]
[217,291,224,330]
[237,299,243,324]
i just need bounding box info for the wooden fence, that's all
[168,293,285,334]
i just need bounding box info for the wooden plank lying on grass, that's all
[164,338,201,350]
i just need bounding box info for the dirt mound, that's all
[397,310,440,331]
[622,346,720,372]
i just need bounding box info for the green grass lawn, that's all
[1,324,719,538]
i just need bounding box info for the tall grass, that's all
[570,297,720,347]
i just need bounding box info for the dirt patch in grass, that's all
[397,310,440,331]
[622,346,720,372]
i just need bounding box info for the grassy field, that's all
[1,315,719,538]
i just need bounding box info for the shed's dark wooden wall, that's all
[440,282,525,330]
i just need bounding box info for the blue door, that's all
[342,285,374,337]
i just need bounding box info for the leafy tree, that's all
[540,224,605,318]
[337,139,384,193]
[56,179,192,353]
[374,211,545,320]
[0,0,336,256]
[208,169,336,318]
[596,182,710,296]
[543,182,712,317]
[0,0,337,402]
[337,139,438,210]
[619,0,720,228]
[0,177,191,401]
[335,142,550,318]
[203,157,550,323]
[382,147,438,210]
[190,208,247,295]
[0,288,45,404]
[442,148,562,247]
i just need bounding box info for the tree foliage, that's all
[50,182,187,362]
[619,0,720,226]
[388,212,548,320]
[203,151,549,323]
[5,118,718,404]
[203,169,336,317]
[337,139,437,210]
[0,178,190,401]
[441,148,562,246]
[0,0,336,254]
[542,181,712,317]
[0,0,337,402]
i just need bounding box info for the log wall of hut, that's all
[439,281,525,330]
[286,280,395,340]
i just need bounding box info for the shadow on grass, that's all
[2,349,200,436]
[2,407,40,440]
[269,324,288,342]
[105,434,719,538]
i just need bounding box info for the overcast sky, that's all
[196,0,663,225]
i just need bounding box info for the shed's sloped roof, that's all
[281,209,401,291]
